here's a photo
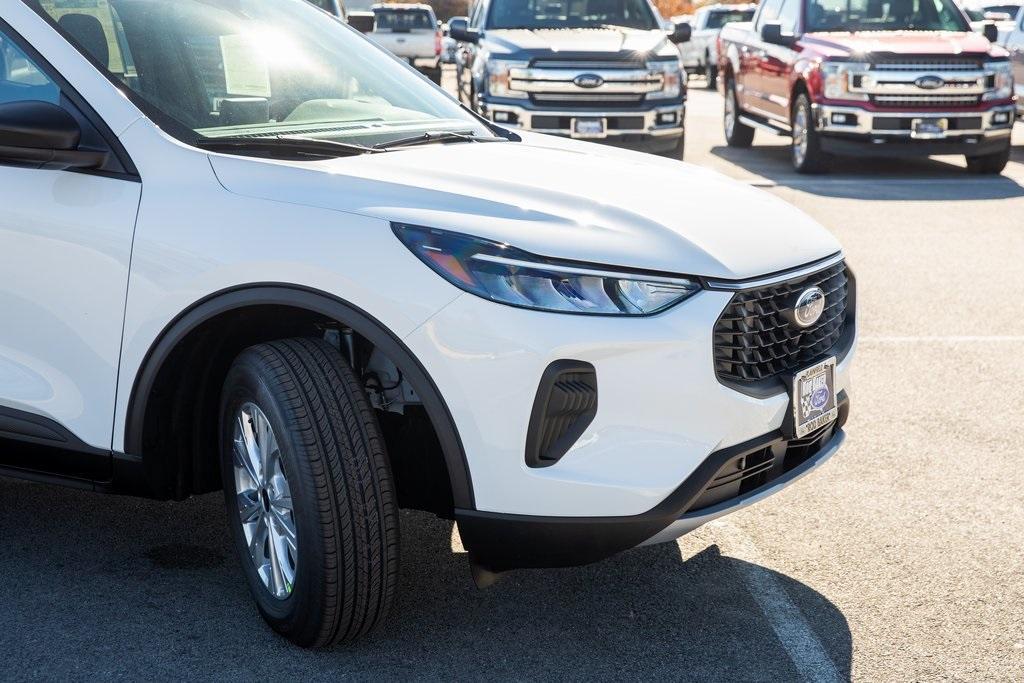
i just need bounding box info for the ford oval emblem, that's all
[914,75,945,90]
[793,287,826,328]
[573,73,604,88]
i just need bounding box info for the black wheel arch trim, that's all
[123,284,475,509]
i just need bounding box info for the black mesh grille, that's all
[713,263,850,386]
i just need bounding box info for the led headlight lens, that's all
[647,60,683,99]
[983,61,1013,101]
[822,62,869,101]
[486,58,529,98]
[394,224,700,315]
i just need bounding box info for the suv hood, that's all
[484,27,679,60]
[208,136,840,281]
[802,30,1003,58]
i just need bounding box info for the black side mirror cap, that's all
[761,21,797,47]
[982,21,999,42]
[0,101,106,170]
[670,21,692,44]
[449,17,481,43]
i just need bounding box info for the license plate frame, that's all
[792,357,839,438]
[571,117,607,139]
[911,117,948,140]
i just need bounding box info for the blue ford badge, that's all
[573,73,604,88]
[793,287,826,327]
[914,75,945,90]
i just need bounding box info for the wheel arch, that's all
[121,284,474,510]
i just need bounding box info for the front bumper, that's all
[480,98,685,152]
[816,103,1015,156]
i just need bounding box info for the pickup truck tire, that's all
[724,79,754,148]
[660,133,686,160]
[965,146,1010,175]
[705,54,718,90]
[219,337,399,648]
[424,67,442,86]
[791,94,831,174]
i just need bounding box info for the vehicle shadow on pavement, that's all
[0,478,852,681]
[709,144,1024,201]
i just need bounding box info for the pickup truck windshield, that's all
[373,9,434,31]
[27,0,489,150]
[487,0,660,31]
[705,9,755,28]
[805,0,971,32]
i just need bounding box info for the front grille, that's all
[871,94,981,107]
[530,59,645,69]
[530,93,644,105]
[713,262,850,387]
[871,58,983,71]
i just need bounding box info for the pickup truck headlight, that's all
[982,61,1013,101]
[647,60,683,99]
[486,58,529,98]
[394,224,701,315]
[822,62,869,102]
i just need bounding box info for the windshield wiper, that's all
[373,131,507,150]
[195,135,379,158]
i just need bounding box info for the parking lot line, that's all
[860,336,1024,344]
[704,520,842,683]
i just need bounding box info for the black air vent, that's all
[525,361,598,468]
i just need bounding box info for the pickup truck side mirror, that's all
[448,17,480,44]
[981,21,999,42]
[0,101,106,171]
[670,22,692,44]
[761,21,797,47]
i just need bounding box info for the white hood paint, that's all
[208,135,841,280]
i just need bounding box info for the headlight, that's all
[486,58,529,98]
[647,60,683,99]
[983,61,1013,101]
[821,62,869,101]
[394,224,701,316]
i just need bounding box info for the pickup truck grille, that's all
[845,58,997,108]
[713,263,850,386]
[510,65,663,102]
[871,94,981,107]
[870,58,984,71]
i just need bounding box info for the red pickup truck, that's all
[717,0,1016,173]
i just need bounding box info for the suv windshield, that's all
[705,9,755,28]
[28,0,489,150]
[487,0,661,30]
[805,0,971,31]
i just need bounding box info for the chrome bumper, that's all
[814,103,1015,138]
[482,101,685,139]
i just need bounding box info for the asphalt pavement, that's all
[1,74,1022,682]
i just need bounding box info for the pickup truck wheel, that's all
[220,337,399,648]
[425,67,442,86]
[965,146,1010,175]
[791,94,831,174]
[660,133,686,160]
[706,54,718,89]
[724,80,754,147]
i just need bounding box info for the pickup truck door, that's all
[1008,12,1024,103]
[0,22,139,475]
[739,0,782,113]
[755,0,802,124]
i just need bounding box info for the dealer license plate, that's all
[792,357,838,438]
[911,118,947,139]
[572,118,607,139]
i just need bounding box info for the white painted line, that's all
[860,335,1024,344]
[702,520,843,683]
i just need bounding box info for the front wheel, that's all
[965,146,1010,175]
[706,54,718,89]
[790,94,831,174]
[723,79,754,148]
[220,338,399,648]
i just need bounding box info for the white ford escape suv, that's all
[0,0,855,647]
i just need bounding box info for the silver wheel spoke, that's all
[271,509,298,554]
[238,492,261,523]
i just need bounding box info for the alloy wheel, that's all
[792,103,809,168]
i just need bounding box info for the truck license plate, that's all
[572,118,606,139]
[911,118,947,139]
[792,357,838,438]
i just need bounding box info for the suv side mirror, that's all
[761,21,796,47]
[982,20,999,42]
[0,101,106,170]
[670,21,692,44]
[448,17,480,43]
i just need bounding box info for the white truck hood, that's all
[208,135,841,280]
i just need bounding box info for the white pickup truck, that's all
[676,3,755,88]
[367,3,442,83]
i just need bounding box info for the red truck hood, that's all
[802,30,1001,58]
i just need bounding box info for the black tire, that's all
[706,55,718,90]
[724,79,754,148]
[425,67,442,86]
[659,133,686,160]
[220,337,399,648]
[965,146,1010,175]
[790,93,831,174]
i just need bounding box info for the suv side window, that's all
[754,0,785,30]
[0,32,60,105]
